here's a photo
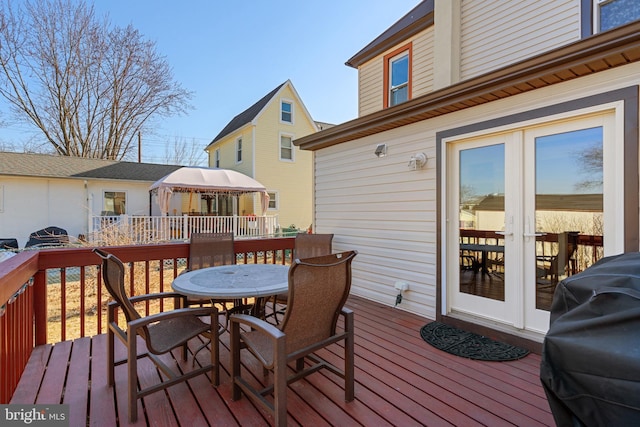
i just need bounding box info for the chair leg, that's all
[230,321,241,400]
[271,296,280,325]
[182,343,188,361]
[344,313,355,402]
[127,331,138,422]
[273,337,287,427]
[107,327,115,386]
[211,307,219,386]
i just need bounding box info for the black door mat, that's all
[420,322,529,361]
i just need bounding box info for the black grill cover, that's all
[540,252,640,426]
[25,226,69,248]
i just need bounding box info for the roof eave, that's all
[298,21,640,151]
[346,12,434,68]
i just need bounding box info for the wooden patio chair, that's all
[188,232,236,271]
[230,251,357,427]
[186,232,235,306]
[93,248,219,422]
[536,232,579,286]
[267,233,333,324]
[186,232,254,326]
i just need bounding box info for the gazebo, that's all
[149,167,269,216]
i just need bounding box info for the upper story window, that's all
[214,149,220,168]
[235,137,242,163]
[281,100,293,123]
[383,43,412,108]
[595,0,640,32]
[280,134,294,161]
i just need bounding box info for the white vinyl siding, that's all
[411,26,434,99]
[460,0,580,81]
[358,58,384,117]
[314,127,437,316]
[313,60,640,320]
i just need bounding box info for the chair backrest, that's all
[189,232,235,270]
[280,251,357,354]
[93,248,147,336]
[294,233,334,260]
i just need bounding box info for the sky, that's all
[1,0,421,164]
[460,127,603,197]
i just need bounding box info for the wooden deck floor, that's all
[11,296,554,426]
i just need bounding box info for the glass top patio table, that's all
[171,264,289,299]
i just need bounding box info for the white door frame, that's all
[441,103,624,338]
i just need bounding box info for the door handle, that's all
[495,231,513,236]
[523,232,546,237]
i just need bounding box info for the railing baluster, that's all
[97,265,103,335]
[80,266,86,338]
[60,268,66,342]
[145,260,150,315]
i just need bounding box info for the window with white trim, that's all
[214,149,220,168]
[267,191,278,210]
[103,191,126,215]
[594,0,640,33]
[383,43,412,108]
[235,138,242,163]
[389,53,409,105]
[280,134,294,161]
[281,100,293,123]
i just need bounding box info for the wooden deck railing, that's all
[0,237,295,404]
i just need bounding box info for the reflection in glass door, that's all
[458,144,506,302]
[449,135,513,326]
[533,127,603,309]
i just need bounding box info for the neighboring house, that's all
[205,80,323,232]
[0,152,180,247]
[294,0,640,347]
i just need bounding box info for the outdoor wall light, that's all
[408,152,428,170]
[374,143,387,158]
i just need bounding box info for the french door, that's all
[446,112,616,335]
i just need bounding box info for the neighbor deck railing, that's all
[89,214,281,243]
[0,237,295,404]
[459,229,604,274]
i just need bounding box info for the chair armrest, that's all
[340,307,353,317]
[128,292,187,304]
[128,306,217,330]
[340,307,354,333]
[230,313,285,339]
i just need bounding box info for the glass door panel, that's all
[458,144,506,302]
[534,127,604,310]
[523,114,612,334]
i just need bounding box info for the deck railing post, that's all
[33,269,47,345]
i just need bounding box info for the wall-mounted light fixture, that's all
[374,143,387,158]
[408,152,428,170]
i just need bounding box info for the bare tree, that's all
[575,144,603,191]
[0,0,192,160]
[162,136,207,166]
